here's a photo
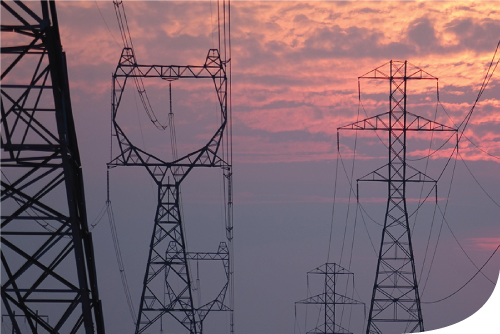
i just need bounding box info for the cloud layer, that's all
[51,1,500,164]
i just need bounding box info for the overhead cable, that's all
[113,0,168,130]
[423,243,499,304]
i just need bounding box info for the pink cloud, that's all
[468,238,500,251]
[50,1,500,163]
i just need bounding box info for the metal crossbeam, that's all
[115,48,225,79]
[339,112,456,132]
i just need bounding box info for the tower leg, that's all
[136,181,199,334]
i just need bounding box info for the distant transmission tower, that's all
[295,263,364,334]
[109,2,233,334]
[1,1,105,333]
[338,61,457,334]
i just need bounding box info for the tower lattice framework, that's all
[295,263,364,334]
[108,2,233,334]
[338,61,457,334]
[1,1,105,333]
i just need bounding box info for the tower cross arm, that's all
[359,60,437,80]
[357,164,437,183]
[405,164,437,183]
[186,242,229,261]
[295,293,326,305]
[115,64,224,79]
[338,111,391,131]
[338,111,457,132]
[114,48,225,79]
[295,292,363,305]
[307,262,353,275]
[406,112,457,132]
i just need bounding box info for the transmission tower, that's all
[338,61,457,334]
[1,1,105,333]
[295,263,364,334]
[108,2,233,334]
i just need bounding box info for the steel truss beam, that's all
[109,46,233,334]
[1,1,105,333]
[338,61,457,334]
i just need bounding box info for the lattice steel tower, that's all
[108,2,233,334]
[1,1,105,333]
[338,61,456,334]
[295,263,364,334]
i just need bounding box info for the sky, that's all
[3,1,500,334]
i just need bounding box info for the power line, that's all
[456,39,500,142]
[423,243,499,304]
[106,197,137,325]
[112,0,168,130]
[458,151,500,210]
[421,148,459,296]
[326,150,340,264]
[436,204,495,285]
[462,134,500,160]
[89,201,108,231]
[339,118,359,267]
[420,39,500,295]
[94,1,121,49]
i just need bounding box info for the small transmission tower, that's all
[295,263,364,334]
[338,61,457,334]
[1,1,105,333]
[109,2,233,334]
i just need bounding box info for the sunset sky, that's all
[8,1,499,333]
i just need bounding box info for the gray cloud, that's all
[289,25,415,60]
[445,18,500,52]
[407,17,439,52]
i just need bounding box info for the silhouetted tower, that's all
[109,2,233,334]
[295,263,364,334]
[338,61,457,334]
[1,1,105,333]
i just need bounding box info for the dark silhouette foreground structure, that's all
[1,1,105,333]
